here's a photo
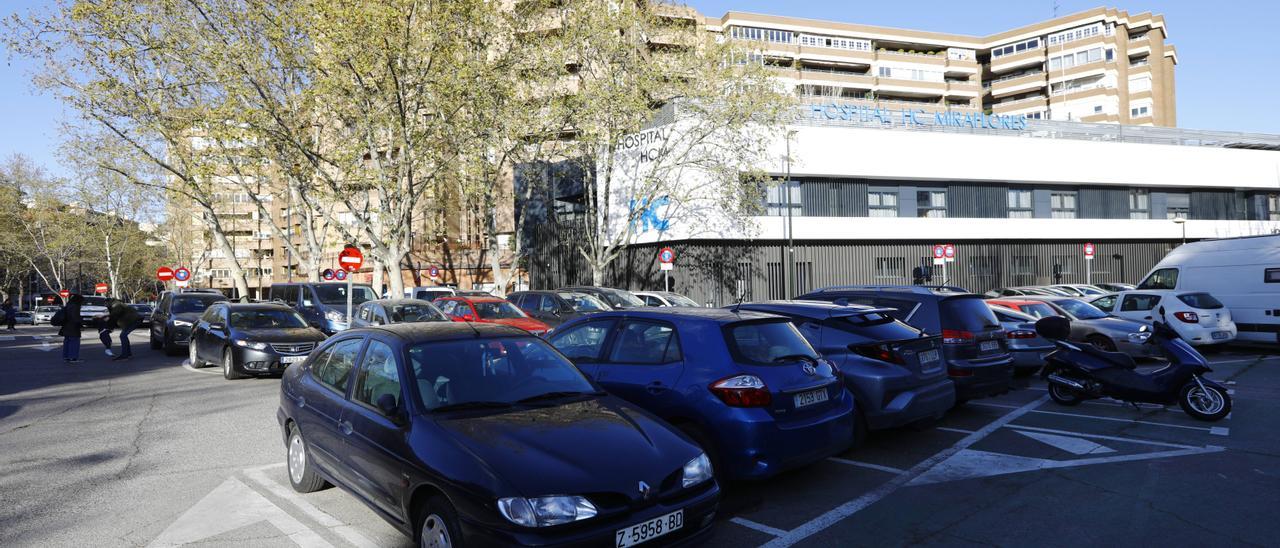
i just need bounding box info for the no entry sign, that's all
[1084,242,1096,260]
[658,247,676,264]
[173,267,191,282]
[322,268,335,281]
[157,266,174,281]
[338,245,364,272]
[59,289,70,299]
[94,283,108,294]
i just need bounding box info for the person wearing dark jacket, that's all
[2,300,15,331]
[103,298,141,360]
[59,294,84,363]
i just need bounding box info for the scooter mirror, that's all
[1034,316,1071,341]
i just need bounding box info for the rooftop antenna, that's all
[731,279,745,313]
[1051,0,1059,18]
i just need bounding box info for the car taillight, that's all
[942,329,974,345]
[1006,330,1037,339]
[852,343,905,365]
[709,375,772,408]
[1173,311,1200,323]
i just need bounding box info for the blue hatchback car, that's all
[548,308,855,481]
[734,301,954,443]
[278,323,719,547]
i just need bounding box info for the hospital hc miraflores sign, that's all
[806,102,1030,131]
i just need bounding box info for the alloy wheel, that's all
[288,432,306,485]
[420,514,452,548]
[1186,386,1225,415]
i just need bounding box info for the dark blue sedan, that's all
[548,308,855,481]
[277,323,718,547]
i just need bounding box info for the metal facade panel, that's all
[1078,187,1129,219]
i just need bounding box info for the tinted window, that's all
[559,293,608,312]
[1121,294,1161,312]
[312,338,363,393]
[1056,299,1109,320]
[596,289,645,308]
[538,295,559,312]
[230,309,307,329]
[437,300,457,315]
[354,340,401,409]
[939,297,1001,331]
[609,321,682,364]
[200,306,223,323]
[640,295,664,306]
[828,296,916,321]
[409,337,595,410]
[389,303,447,322]
[664,294,700,307]
[1091,295,1117,312]
[827,313,922,341]
[314,284,376,305]
[473,301,526,319]
[82,296,109,307]
[1017,303,1060,318]
[726,320,819,365]
[1138,268,1178,290]
[1178,293,1224,310]
[173,295,225,314]
[548,321,614,361]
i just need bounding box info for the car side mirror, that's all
[376,394,400,419]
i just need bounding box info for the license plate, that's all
[1211,331,1230,340]
[280,355,308,364]
[980,340,1000,352]
[616,509,682,547]
[919,349,940,364]
[793,388,829,408]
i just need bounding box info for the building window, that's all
[1130,105,1150,117]
[1093,105,1103,113]
[1166,192,1190,219]
[1052,255,1078,276]
[868,188,898,217]
[764,182,801,216]
[1129,189,1150,219]
[917,189,947,218]
[1007,189,1033,218]
[1011,256,1038,281]
[1050,192,1077,219]
[731,26,792,44]
[210,269,231,279]
[1268,193,1280,221]
[991,38,1040,58]
[875,257,906,279]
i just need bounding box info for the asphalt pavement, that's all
[2,324,1278,547]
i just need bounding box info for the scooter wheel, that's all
[1178,382,1231,422]
[1048,382,1084,406]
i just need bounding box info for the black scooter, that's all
[1035,308,1232,422]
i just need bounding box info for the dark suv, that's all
[268,282,378,334]
[797,285,1013,402]
[150,290,228,355]
[508,290,610,328]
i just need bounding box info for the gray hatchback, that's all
[987,305,1055,375]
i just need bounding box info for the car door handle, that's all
[1143,316,1152,320]
[338,420,353,435]
[645,382,666,395]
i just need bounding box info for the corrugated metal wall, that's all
[949,184,1009,218]
[800,177,868,217]
[1078,187,1130,219]
[1191,191,1248,221]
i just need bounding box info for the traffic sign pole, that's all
[1084,243,1095,285]
[346,276,352,332]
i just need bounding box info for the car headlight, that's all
[234,339,268,350]
[324,310,345,323]
[172,320,193,327]
[682,453,713,488]
[497,496,597,527]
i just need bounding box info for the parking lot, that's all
[2,326,1278,547]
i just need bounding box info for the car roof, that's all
[441,296,505,303]
[585,307,780,324]
[363,298,434,306]
[986,298,1045,306]
[805,285,973,300]
[736,300,891,320]
[220,302,293,310]
[350,321,527,342]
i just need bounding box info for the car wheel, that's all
[1087,335,1117,352]
[189,340,202,368]
[223,348,243,380]
[415,496,462,548]
[150,329,162,350]
[162,330,180,356]
[286,424,327,493]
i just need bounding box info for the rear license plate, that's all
[979,340,1000,352]
[793,388,829,408]
[919,349,940,364]
[281,355,307,364]
[616,509,682,547]
[1211,331,1230,340]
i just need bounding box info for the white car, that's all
[1049,284,1108,297]
[32,305,60,325]
[633,291,701,307]
[1088,290,1237,346]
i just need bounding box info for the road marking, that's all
[1005,424,1203,450]
[827,458,905,474]
[760,395,1050,548]
[908,445,1225,486]
[183,360,221,375]
[148,478,333,547]
[969,402,1218,433]
[1210,427,1230,436]
[1015,430,1115,455]
[243,465,380,548]
[730,517,788,537]
[935,427,975,434]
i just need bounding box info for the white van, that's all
[1135,234,1280,344]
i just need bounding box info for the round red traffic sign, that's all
[157,266,174,281]
[338,245,364,272]
[59,289,70,298]
[334,269,348,281]
[173,267,191,282]
[94,283,108,294]
[322,268,335,281]
[1084,242,1096,257]
[944,244,956,259]
[933,245,945,259]
[427,265,440,279]
[658,247,676,264]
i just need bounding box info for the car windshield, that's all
[1138,268,1178,290]
[389,303,448,322]
[473,301,526,319]
[409,337,596,411]
[314,284,376,305]
[831,313,922,341]
[1178,293,1224,310]
[663,293,700,307]
[725,320,820,365]
[596,289,645,308]
[172,295,225,314]
[81,296,108,308]
[1055,299,1109,320]
[1013,303,1060,319]
[559,293,609,312]
[230,309,307,329]
[37,306,59,312]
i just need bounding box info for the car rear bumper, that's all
[948,356,1013,400]
[713,391,855,480]
[1178,324,1238,346]
[459,484,719,548]
[863,377,955,430]
[1008,346,1053,370]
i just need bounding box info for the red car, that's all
[435,296,552,336]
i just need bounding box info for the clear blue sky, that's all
[3,0,1278,177]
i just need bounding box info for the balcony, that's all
[876,77,946,93]
[945,81,981,96]
[1047,60,1113,83]
[796,44,874,65]
[988,71,1046,98]
[797,69,875,88]
[876,49,947,66]
[991,95,1047,114]
[989,48,1045,74]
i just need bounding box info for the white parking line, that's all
[935,427,975,434]
[1004,424,1206,450]
[827,458,905,474]
[969,402,1221,434]
[730,517,789,537]
[1210,427,1230,436]
[760,395,1050,548]
[243,465,380,548]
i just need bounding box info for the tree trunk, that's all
[372,258,385,298]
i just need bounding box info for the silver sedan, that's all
[1016,296,1157,359]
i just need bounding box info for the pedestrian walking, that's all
[104,298,140,361]
[55,294,84,364]
[2,300,16,331]
[96,314,115,357]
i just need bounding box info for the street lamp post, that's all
[1172,217,1187,245]
[784,130,797,299]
